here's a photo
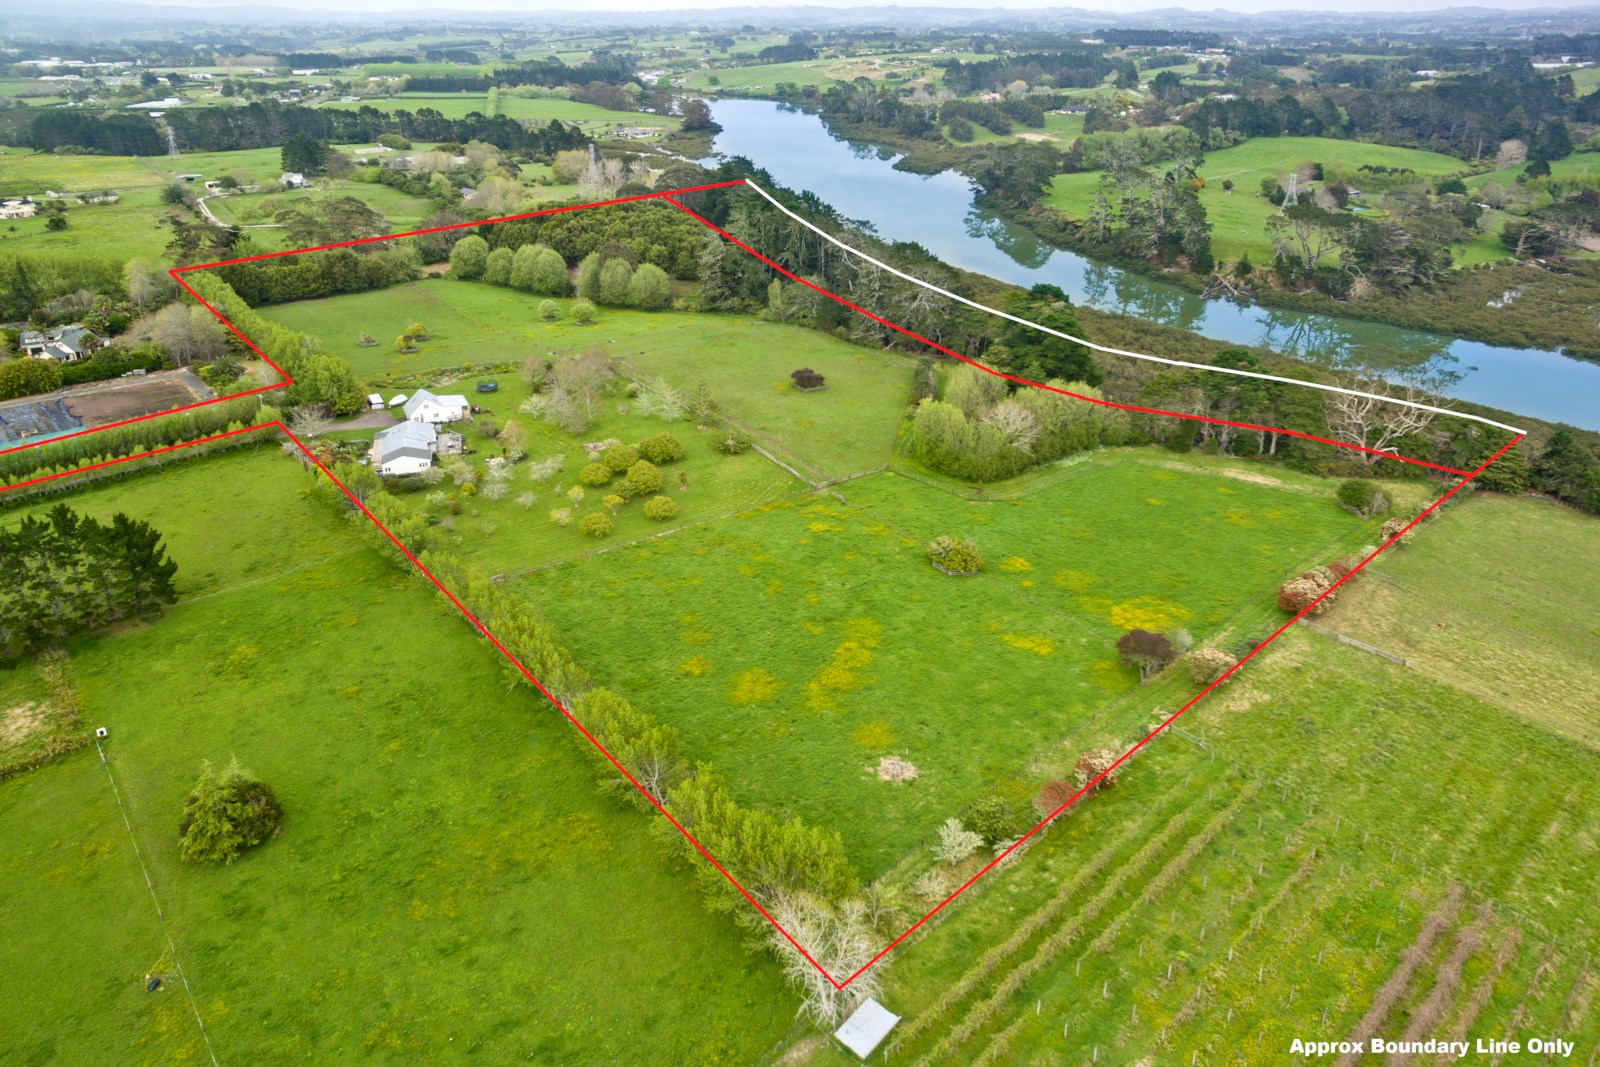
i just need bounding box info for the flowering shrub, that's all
[928,535,983,574]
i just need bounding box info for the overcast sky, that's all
[105,0,1600,13]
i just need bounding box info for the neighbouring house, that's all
[369,420,438,475]
[281,172,310,189]
[19,324,94,363]
[0,198,37,219]
[402,388,469,424]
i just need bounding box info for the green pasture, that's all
[1333,491,1600,747]
[855,620,1600,1065]
[321,92,678,132]
[1047,136,1470,265]
[259,282,917,482]
[0,449,795,1064]
[0,144,298,194]
[202,182,439,250]
[367,369,806,577]
[518,451,1367,875]
[0,186,185,262]
[1465,150,1600,190]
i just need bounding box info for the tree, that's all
[576,252,602,300]
[484,247,513,286]
[638,432,684,464]
[1116,628,1175,680]
[1336,478,1389,517]
[790,367,826,391]
[680,98,715,132]
[1033,780,1077,820]
[529,246,570,295]
[1530,429,1600,506]
[1074,748,1120,790]
[1278,568,1338,614]
[933,818,983,866]
[0,358,63,401]
[159,181,187,206]
[626,459,662,495]
[281,134,329,176]
[538,299,560,321]
[177,759,282,864]
[177,762,243,864]
[597,258,634,306]
[288,403,333,439]
[601,443,639,472]
[1187,647,1237,686]
[45,214,67,232]
[768,893,882,1027]
[627,262,671,309]
[578,512,614,538]
[571,298,597,325]
[991,285,1099,385]
[122,257,172,311]
[643,495,677,520]
[580,461,613,486]
[448,234,490,280]
[1324,354,1461,465]
[961,794,1025,845]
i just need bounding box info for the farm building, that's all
[370,421,438,475]
[0,198,39,219]
[369,420,463,474]
[403,388,469,424]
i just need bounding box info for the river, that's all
[705,98,1600,431]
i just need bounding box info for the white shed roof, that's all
[834,998,899,1060]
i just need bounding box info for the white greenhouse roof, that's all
[834,998,899,1060]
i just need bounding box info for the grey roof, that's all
[373,420,437,466]
[834,999,899,1060]
[402,388,469,419]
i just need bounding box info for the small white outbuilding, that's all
[833,998,899,1060]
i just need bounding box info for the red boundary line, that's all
[0,183,1522,991]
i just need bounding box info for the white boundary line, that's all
[95,738,221,1067]
[740,178,1527,437]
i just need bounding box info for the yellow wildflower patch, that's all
[806,521,844,533]
[676,656,712,677]
[728,668,781,705]
[1052,569,1097,592]
[999,556,1033,572]
[1001,633,1057,657]
[1108,596,1194,632]
[1089,658,1137,693]
[851,721,895,749]
[1145,497,1164,506]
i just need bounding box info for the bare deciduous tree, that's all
[287,403,333,438]
[768,893,884,1027]
[1323,356,1460,465]
[982,399,1041,455]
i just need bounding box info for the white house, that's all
[402,388,469,424]
[369,420,439,475]
[0,198,37,219]
[281,172,310,189]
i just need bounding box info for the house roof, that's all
[402,389,468,418]
[834,999,899,1060]
[374,420,438,467]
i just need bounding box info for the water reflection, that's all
[705,98,1600,428]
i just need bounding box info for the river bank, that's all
[702,97,1600,431]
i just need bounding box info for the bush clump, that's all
[638,432,685,465]
[601,443,640,472]
[579,462,612,486]
[178,759,282,864]
[1336,478,1389,518]
[716,429,753,455]
[1380,517,1417,545]
[960,793,1028,846]
[626,459,662,495]
[578,512,614,538]
[643,495,678,521]
[1186,647,1238,686]
[1277,568,1338,614]
[791,367,827,391]
[928,535,983,574]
